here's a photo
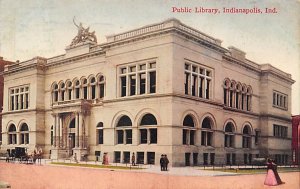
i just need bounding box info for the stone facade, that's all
[292,115,300,165]
[0,18,294,166]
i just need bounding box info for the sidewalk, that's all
[45,159,237,176]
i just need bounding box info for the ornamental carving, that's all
[70,18,97,47]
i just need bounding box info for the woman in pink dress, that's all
[264,159,283,186]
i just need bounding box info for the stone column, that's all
[56,114,60,148]
[59,116,63,148]
[53,114,57,147]
[75,112,79,148]
[78,113,83,148]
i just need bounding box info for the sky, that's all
[0,0,299,114]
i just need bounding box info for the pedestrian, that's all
[160,154,165,171]
[164,155,169,171]
[131,152,136,166]
[264,159,284,186]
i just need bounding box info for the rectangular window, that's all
[201,131,206,145]
[117,130,124,144]
[183,129,187,145]
[190,130,195,145]
[140,129,147,144]
[149,128,157,144]
[206,80,210,99]
[83,87,88,99]
[98,129,103,144]
[192,75,197,96]
[193,153,198,166]
[203,153,208,165]
[273,91,288,110]
[99,84,104,98]
[199,77,204,98]
[129,75,136,96]
[125,130,132,144]
[184,62,212,100]
[210,153,215,165]
[207,132,212,146]
[149,72,156,93]
[75,88,80,99]
[185,73,190,95]
[121,76,127,97]
[123,152,130,163]
[147,152,155,164]
[273,124,288,138]
[140,73,146,94]
[114,151,121,163]
[137,152,144,164]
[118,61,156,97]
[232,153,236,165]
[9,85,30,111]
[91,86,96,99]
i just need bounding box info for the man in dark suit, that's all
[160,154,165,171]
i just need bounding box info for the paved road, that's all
[0,162,299,189]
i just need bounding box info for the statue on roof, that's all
[70,17,97,47]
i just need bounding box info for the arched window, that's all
[229,82,235,108]
[236,83,242,109]
[69,119,75,128]
[96,122,103,144]
[8,124,17,144]
[59,82,65,101]
[224,122,235,148]
[98,75,105,98]
[241,85,246,110]
[90,77,96,100]
[51,126,54,146]
[182,115,195,145]
[246,86,252,111]
[223,79,230,105]
[82,78,88,99]
[74,80,80,99]
[20,123,29,144]
[53,84,59,102]
[116,116,132,144]
[201,117,213,146]
[242,125,251,148]
[183,115,195,127]
[66,81,72,100]
[139,113,158,144]
[141,114,157,125]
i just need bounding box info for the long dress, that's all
[264,162,283,186]
[272,163,283,184]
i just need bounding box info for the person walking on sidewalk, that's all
[131,153,136,166]
[160,154,165,171]
[164,155,169,171]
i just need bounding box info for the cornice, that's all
[46,50,105,69]
[1,108,46,116]
[3,63,45,76]
[223,55,261,75]
[260,114,292,122]
[260,70,295,85]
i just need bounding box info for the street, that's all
[0,162,299,189]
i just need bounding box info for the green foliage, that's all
[51,162,142,170]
